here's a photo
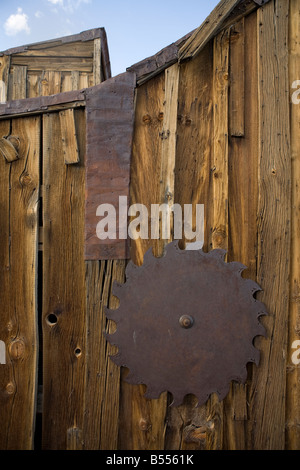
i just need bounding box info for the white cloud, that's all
[47,0,91,14]
[4,7,30,36]
[35,11,44,18]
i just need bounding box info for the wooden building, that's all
[0,0,299,450]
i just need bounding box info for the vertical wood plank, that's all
[27,73,40,98]
[118,72,168,450]
[71,71,80,90]
[42,109,86,449]
[224,10,259,450]
[158,63,179,247]
[59,108,80,164]
[165,43,214,451]
[0,119,13,448]
[80,73,89,89]
[229,18,245,137]
[0,56,10,102]
[10,66,27,100]
[83,259,125,449]
[286,0,300,450]
[40,71,62,96]
[93,38,102,85]
[247,0,291,450]
[0,116,40,449]
[211,29,230,253]
[205,29,230,451]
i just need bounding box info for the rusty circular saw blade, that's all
[105,241,267,407]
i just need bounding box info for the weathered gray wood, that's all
[0,116,40,449]
[0,88,85,118]
[247,0,291,450]
[179,0,272,61]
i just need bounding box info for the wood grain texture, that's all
[165,44,214,450]
[83,259,125,449]
[1,28,105,55]
[11,41,95,58]
[229,18,245,137]
[40,71,62,96]
[42,110,86,449]
[118,72,168,450]
[286,0,300,450]
[126,31,192,86]
[158,63,179,246]
[179,0,241,61]
[0,88,86,118]
[11,55,93,73]
[204,29,230,451]
[93,38,102,85]
[84,72,136,260]
[2,29,108,99]
[0,137,19,162]
[0,116,40,449]
[225,10,259,450]
[9,66,27,100]
[247,0,291,450]
[211,29,230,253]
[174,43,214,252]
[59,108,80,164]
[0,56,10,102]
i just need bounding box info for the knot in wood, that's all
[9,338,26,360]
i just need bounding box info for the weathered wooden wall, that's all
[0,29,110,101]
[120,0,298,451]
[0,0,299,451]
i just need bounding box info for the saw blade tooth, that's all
[110,353,124,367]
[169,392,185,407]
[217,383,230,402]
[249,346,261,366]
[228,261,247,274]
[255,302,268,318]
[112,281,125,299]
[104,305,120,322]
[164,240,180,257]
[208,249,227,261]
[143,246,155,264]
[124,371,135,383]
[144,386,162,400]
[255,321,267,338]
[105,331,120,346]
[125,260,138,279]
[195,392,210,408]
[125,370,145,385]
[238,365,248,383]
[243,279,262,295]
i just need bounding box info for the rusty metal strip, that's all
[84,71,136,260]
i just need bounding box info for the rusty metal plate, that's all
[84,71,136,260]
[106,241,267,406]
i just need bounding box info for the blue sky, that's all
[0,0,220,76]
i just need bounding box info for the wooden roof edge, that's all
[126,29,195,86]
[0,70,133,119]
[125,0,271,86]
[178,0,272,62]
[0,27,111,81]
[0,27,109,56]
[0,88,86,119]
[98,28,111,80]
